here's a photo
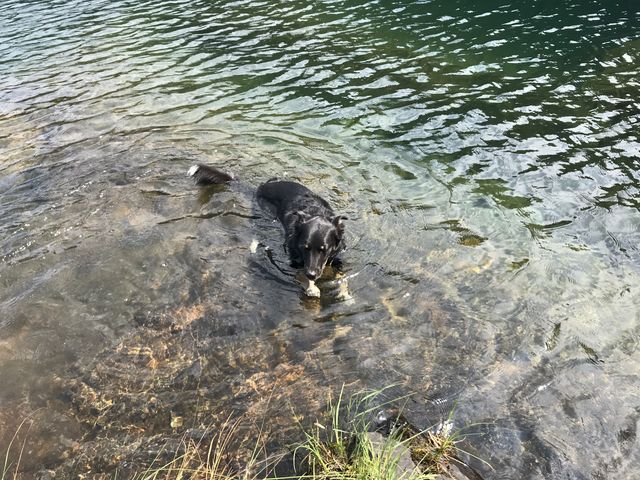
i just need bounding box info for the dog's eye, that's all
[305,244,310,250]
[320,245,326,252]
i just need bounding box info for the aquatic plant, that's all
[0,390,475,479]
[409,407,459,475]
[1,417,31,480]
[131,415,279,480]
[129,387,479,479]
[294,386,438,479]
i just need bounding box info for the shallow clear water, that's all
[1,0,640,478]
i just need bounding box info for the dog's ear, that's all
[332,215,347,235]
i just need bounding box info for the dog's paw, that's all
[336,280,354,304]
[187,165,199,177]
[336,289,353,303]
[249,239,259,254]
[305,281,321,298]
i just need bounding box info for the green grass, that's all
[4,389,480,480]
[293,386,441,480]
[134,387,447,480]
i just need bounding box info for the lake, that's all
[1,0,639,478]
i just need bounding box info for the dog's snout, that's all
[306,270,318,280]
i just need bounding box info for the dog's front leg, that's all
[324,270,356,304]
[302,276,321,297]
[336,277,352,302]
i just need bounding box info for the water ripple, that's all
[2,0,640,478]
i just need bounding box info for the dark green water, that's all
[1,0,639,478]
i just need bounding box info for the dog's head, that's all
[295,213,346,280]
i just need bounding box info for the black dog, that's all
[188,164,346,295]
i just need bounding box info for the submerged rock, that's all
[436,462,481,480]
[50,303,336,478]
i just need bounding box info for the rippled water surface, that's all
[2,1,640,478]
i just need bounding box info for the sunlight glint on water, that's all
[1,1,639,478]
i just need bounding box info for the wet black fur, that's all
[189,164,346,281]
[189,164,234,184]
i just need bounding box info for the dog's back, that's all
[257,180,345,281]
[256,180,334,222]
